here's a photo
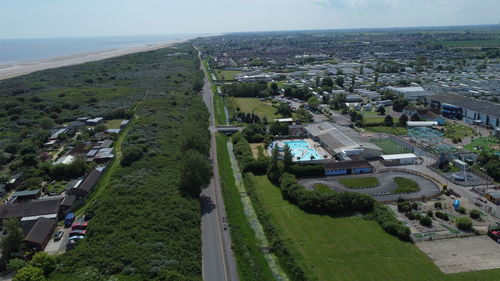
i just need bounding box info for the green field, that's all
[393,177,420,194]
[338,177,380,188]
[104,119,124,129]
[231,97,278,120]
[364,116,385,125]
[464,136,500,154]
[250,174,500,281]
[365,126,408,135]
[371,139,411,154]
[218,70,243,80]
[443,122,475,139]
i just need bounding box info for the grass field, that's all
[218,70,243,80]
[231,97,278,120]
[250,174,500,281]
[364,116,385,125]
[365,126,408,135]
[338,177,380,188]
[393,177,420,194]
[464,136,500,154]
[313,183,332,193]
[104,119,123,129]
[443,122,475,139]
[371,139,411,154]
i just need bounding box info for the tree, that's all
[283,144,293,172]
[398,114,409,127]
[455,217,472,231]
[7,259,27,273]
[384,115,394,127]
[179,150,211,196]
[392,99,409,112]
[374,72,379,84]
[410,113,421,121]
[120,146,146,167]
[39,117,55,130]
[267,145,281,184]
[335,76,344,88]
[13,266,46,281]
[469,209,481,220]
[0,218,23,260]
[419,216,432,226]
[270,82,278,95]
[434,202,442,209]
[275,103,292,117]
[30,252,56,276]
[322,77,333,87]
[269,122,289,136]
[296,108,312,122]
[377,106,386,115]
[307,96,320,109]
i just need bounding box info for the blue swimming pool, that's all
[283,140,322,161]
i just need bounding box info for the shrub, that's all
[397,201,411,213]
[30,252,56,276]
[469,209,481,220]
[120,146,146,167]
[288,164,324,177]
[7,258,27,273]
[455,217,473,231]
[457,206,466,214]
[411,202,419,210]
[407,212,416,220]
[434,202,442,209]
[419,216,432,226]
[427,210,434,217]
[13,266,45,281]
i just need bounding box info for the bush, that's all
[434,202,442,209]
[469,209,481,220]
[411,202,419,210]
[288,164,324,177]
[7,258,27,273]
[397,201,411,213]
[13,266,45,281]
[407,212,416,220]
[457,206,466,214]
[455,217,473,231]
[419,216,432,226]
[427,210,434,217]
[366,202,411,241]
[30,252,56,276]
[120,146,146,167]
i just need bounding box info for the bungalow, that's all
[23,217,57,251]
[324,160,373,176]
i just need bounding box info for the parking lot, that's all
[416,236,500,274]
[44,226,70,254]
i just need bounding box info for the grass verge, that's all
[216,133,275,281]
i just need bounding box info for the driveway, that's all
[44,226,70,254]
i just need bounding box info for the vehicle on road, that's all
[53,230,63,241]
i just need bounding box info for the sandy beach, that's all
[0,39,188,80]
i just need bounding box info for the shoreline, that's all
[0,39,189,80]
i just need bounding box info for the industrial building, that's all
[386,86,432,100]
[430,94,500,129]
[305,122,382,160]
[324,160,374,176]
[380,153,417,166]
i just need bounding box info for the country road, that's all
[198,47,240,281]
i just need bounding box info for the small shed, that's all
[485,190,500,206]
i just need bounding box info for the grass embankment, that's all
[371,139,411,154]
[250,175,500,281]
[215,134,275,281]
[338,177,380,188]
[365,126,408,135]
[393,177,420,194]
[231,97,278,120]
[214,93,227,125]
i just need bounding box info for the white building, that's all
[386,86,432,100]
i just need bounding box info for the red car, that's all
[71,221,88,230]
[69,229,87,236]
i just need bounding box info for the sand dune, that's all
[0,39,188,80]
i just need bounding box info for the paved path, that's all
[299,171,440,202]
[198,47,239,281]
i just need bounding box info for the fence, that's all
[411,230,485,242]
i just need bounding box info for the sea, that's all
[0,34,203,65]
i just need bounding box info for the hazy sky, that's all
[1,0,499,38]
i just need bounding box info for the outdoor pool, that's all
[283,140,322,161]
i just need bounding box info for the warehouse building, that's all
[324,160,374,176]
[380,153,417,166]
[386,86,432,100]
[430,94,500,129]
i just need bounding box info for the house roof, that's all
[381,153,417,160]
[0,197,62,219]
[324,160,373,170]
[430,93,500,118]
[76,168,103,194]
[23,217,56,246]
[61,194,78,207]
[11,189,40,198]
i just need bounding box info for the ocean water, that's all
[0,34,201,64]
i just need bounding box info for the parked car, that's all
[71,219,88,230]
[53,230,63,241]
[68,235,85,241]
[64,212,75,228]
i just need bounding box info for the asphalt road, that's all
[198,48,239,281]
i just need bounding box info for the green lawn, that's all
[365,126,408,135]
[364,116,385,125]
[250,175,500,281]
[464,136,500,154]
[338,177,380,188]
[231,97,278,120]
[218,70,243,80]
[104,119,123,129]
[393,177,420,194]
[313,183,332,193]
[371,139,411,154]
[443,122,475,139]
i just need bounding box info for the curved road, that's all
[299,171,440,202]
[198,47,239,281]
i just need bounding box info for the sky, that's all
[0,0,499,39]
